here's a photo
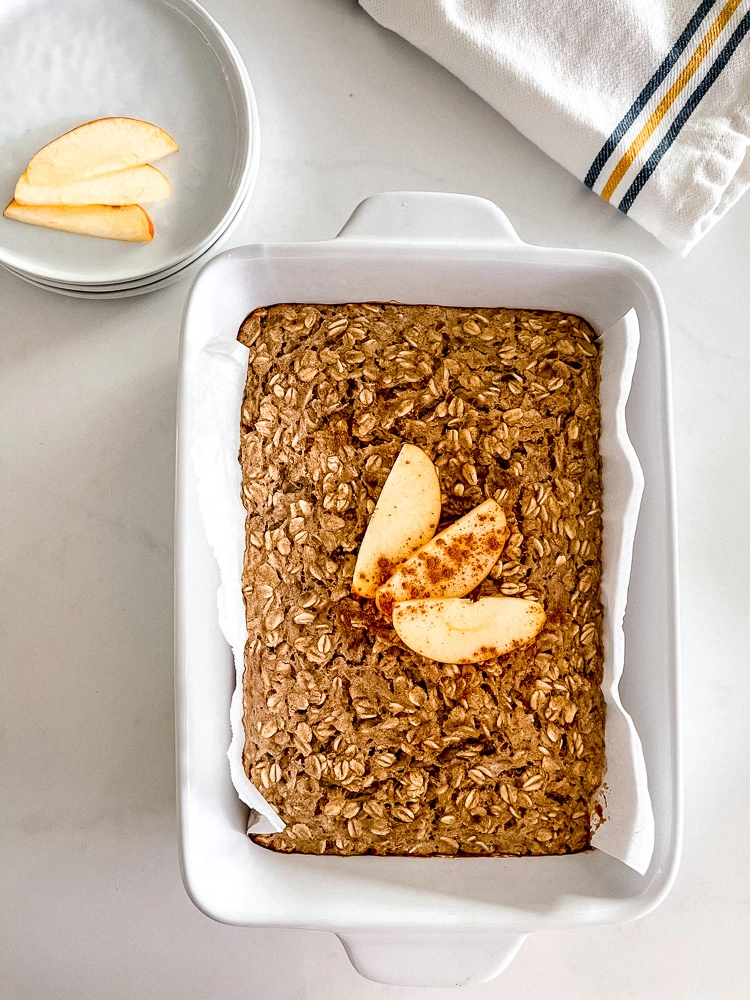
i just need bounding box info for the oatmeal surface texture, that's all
[238,302,605,857]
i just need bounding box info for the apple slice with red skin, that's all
[25,117,177,186]
[15,164,171,206]
[3,201,154,242]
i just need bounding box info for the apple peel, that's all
[25,117,178,186]
[3,201,154,242]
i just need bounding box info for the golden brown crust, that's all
[238,303,605,857]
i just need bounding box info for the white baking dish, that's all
[175,192,680,987]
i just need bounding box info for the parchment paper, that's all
[190,309,655,870]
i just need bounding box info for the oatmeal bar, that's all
[238,303,605,856]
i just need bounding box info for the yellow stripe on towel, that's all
[600,0,744,202]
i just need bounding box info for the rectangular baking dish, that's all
[175,191,680,987]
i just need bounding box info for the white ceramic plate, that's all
[0,0,256,285]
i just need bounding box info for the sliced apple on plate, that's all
[393,595,546,664]
[352,444,441,598]
[375,498,509,615]
[3,201,154,242]
[14,164,171,206]
[25,117,178,186]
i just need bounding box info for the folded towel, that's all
[360,0,750,254]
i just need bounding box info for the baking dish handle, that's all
[336,191,523,245]
[338,928,528,987]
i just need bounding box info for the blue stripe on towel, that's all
[584,0,718,189]
[618,8,750,212]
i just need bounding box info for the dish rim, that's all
[174,193,681,936]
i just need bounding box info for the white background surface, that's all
[1,1,748,997]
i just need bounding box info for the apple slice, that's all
[3,201,154,242]
[393,596,546,663]
[352,444,441,598]
[14,164,171,206]
[25,117,178,186]
[375,498,509,615]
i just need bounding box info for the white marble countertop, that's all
[2,1,749,997]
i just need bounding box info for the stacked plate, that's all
[0,0,259,298]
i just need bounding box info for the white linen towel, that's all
[360,0,750,253]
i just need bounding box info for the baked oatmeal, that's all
[238,303,605,856]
